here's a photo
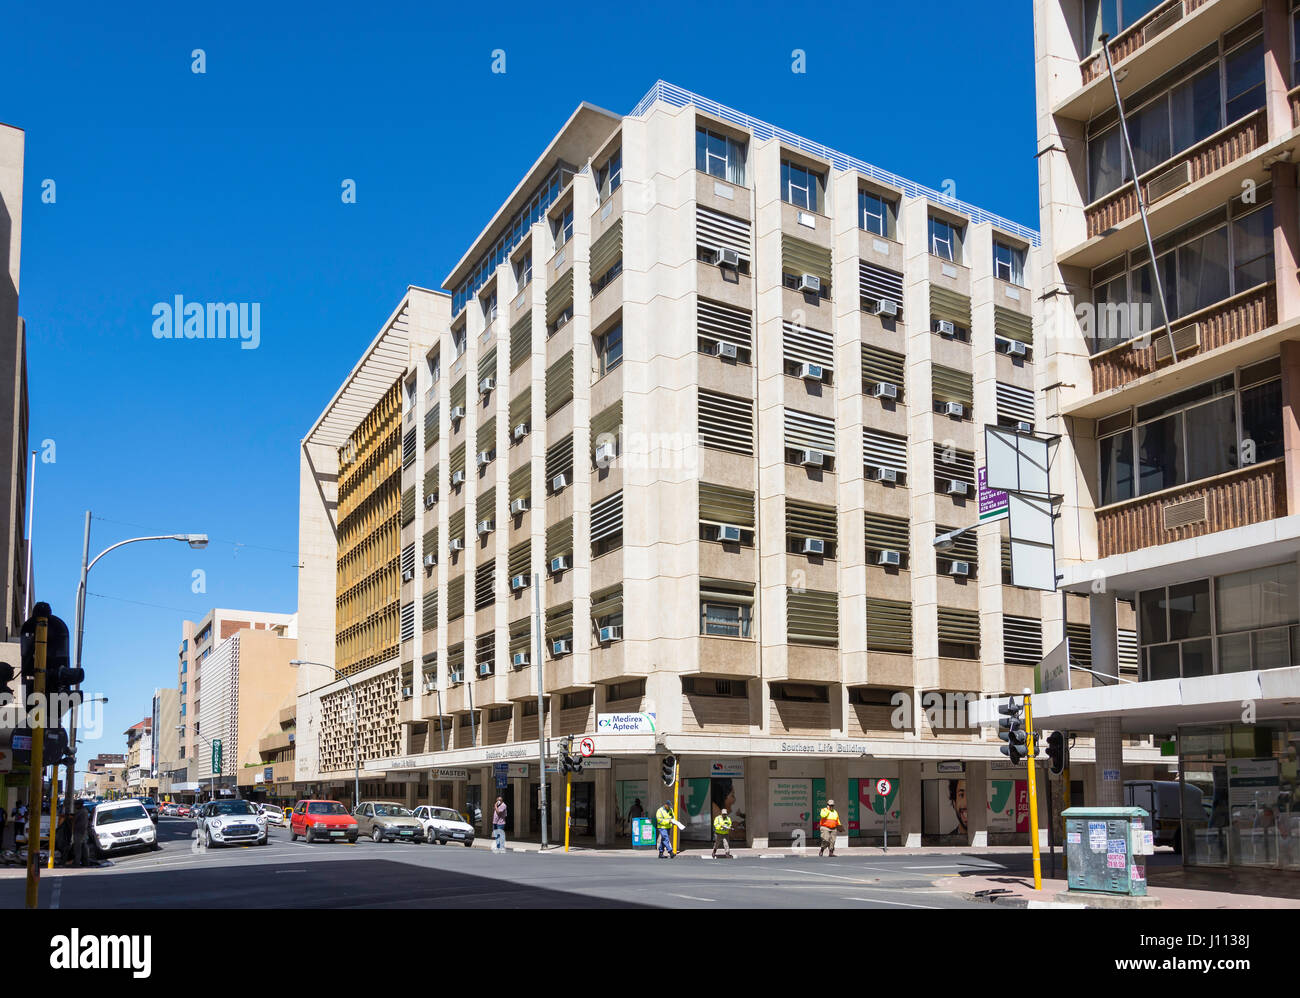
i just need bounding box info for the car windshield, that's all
[97,805,148,825]
[262,805,283,815]
[211,801,257,816]
[307,802,348,815]
[434,808,465,822]
[373,804,412,817]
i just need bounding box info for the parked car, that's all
[289,800,359,843]
[258,804,286,827]
[197,799,269,848]
[177,804,191,818]
[413,805,475,846]
[192,802,212,830]
[137,797,159,823]
[353,802,424,843]
[90,799,159,858]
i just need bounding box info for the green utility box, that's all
[1062,806,1155,897]
[631,817,655,848]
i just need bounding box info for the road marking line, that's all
[779,868,877,883]
[50,878,62,910]
[840,896,940,909]
[669,893,715,902]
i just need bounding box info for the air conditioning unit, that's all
[934,319,956,337]
[949,560,971,577]
[1006,339,1028,357]
[478,376,495,395]
[876,549,901,567]
[423,553,436,568]
[594,441,615,465]
[476,519,495,536]
[510,497,530,515]
[551,473,569,492]
[449,670,464,685]
[402,686,413,698]
[796,362,825,382]
[798,448,825,468]
[715,340,738,359]
[477,450,493,467]
[513,423,529,442]
[450,405,466,421]
[944,401,965,419]
[424,493,436,508]
[478,662,493,677]
[946,479,970,497]
[598,625,623,644]
[423,681,437,693]
[718,247,741,268]
[449,538,465,552]
[1015,421,1033,434]
[798,273,821,294]
[401,568,414,582]
[552,638,571,656]
[873,381,898,400]
[512,652,530,668]
[801,537,826,556]
[510,574,528,591]
[871,466,899,484]
[451,470,466,486]
[718,524,742,543]
[549,555,571,574]
[871,298,899,318]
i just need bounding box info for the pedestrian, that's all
[628,798,644,821]
[818,799,841,857]
[712,808,733,859]
[655,800,677,858]
[71,800,89,868]
[492,795,507,853]
[15,801,27,847]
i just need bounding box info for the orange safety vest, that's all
[820,807,841,829]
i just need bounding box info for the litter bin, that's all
[631,816,655,848]
[1062,806,1154,897]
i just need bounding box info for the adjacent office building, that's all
[1033,0,1300,872]
[297,82,1170,847]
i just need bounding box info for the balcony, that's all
[1084,109,1267,240]
[1096,457,1287,558]
[1090,282,1277,394]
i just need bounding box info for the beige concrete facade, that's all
[298,85,1168,845]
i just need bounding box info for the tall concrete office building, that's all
[1033,0,1300,873]
[298,83,1167,847]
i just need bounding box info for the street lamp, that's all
[291,660,359,809]
[66,511,207,815]
[179,725,219,802]
[933,524,979,552]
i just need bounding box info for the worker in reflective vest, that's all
[712,809,734,860]
[655,801,677,859]
[819,800,841,857]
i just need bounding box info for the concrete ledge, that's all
[1055,890,1162,909]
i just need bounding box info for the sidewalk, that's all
[477,838,1044,859]
[950,866,1300,909]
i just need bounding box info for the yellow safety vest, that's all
[713,815,732,835]
[656,806,674,829]
[820,808,840,829]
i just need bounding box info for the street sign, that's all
[875,778,892,797]
[579,737,595,757]
[212,738,223,773]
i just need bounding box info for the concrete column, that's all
[1282,341,1300,514]
[967,761,988,847]
[901,760,922,847]
[404,783,417,808]
[825,758,847,828]
[1089,593,1118,683]
[1095,716,1123,806]
[747,759,769,848]
[595,766,611,845]
[514,776,529,837]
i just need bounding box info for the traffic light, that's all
[997,697,1027,765]
[661,754,677,787]
[10,725,71,766]
[1046,730,1068,775]
[557,737,581,775]
[0,661,14,703]
[19,603,79,698]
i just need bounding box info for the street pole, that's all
[672,768,680,855]
[1024,689,1042,891]
[24,616,47,909]
[532,573,548,849]
[66,511,91,819]
[564,766,572,853]
[23,450,34,619]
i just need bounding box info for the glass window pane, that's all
[1217,563,1299,633]
[1140,587,1168,644]
[1218,632,1253,673]
[1181,638,1214,678]
[1137,412,1182,494]
[1146,643,1181,681]
[1253,627,1292,671]
[1225,38,1266,123]
[1176,226,1230,318]
[1182,395,1236,483]
[1168,580,1211,640]
[1240,379,1282,464]
[1232,205,1274,292]
[1089,127,1124,202]
[1169,66,1222,155]
[1099,430,1135,505]
[1129,97,1171,176]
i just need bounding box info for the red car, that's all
[177,804,191,817]
[290,800,359,843]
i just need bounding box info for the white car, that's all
[198,799,269,848]
[91,799,159,858]
[258,804,286,827]
[413,805,476,846]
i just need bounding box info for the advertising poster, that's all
[680,777,712,840]
[710,776,746,838]
[768,778,814,840]
[922,777,969,838]
[987,779,1028,833]
[615,779,649,837]
[848,777,902,835]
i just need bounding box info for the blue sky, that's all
[1,0,1039,764]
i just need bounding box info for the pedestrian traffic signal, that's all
[997,697,1027,765]
[661,755,677,787]
[1046,730,1067,775]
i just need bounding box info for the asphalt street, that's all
[0,817,1011,909]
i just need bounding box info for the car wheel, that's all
[259,834,269,846]
[464,840,473,847]
[372,828,383,843]
[203,829,212,848]
[289,828,298,842]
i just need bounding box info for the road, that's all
[0,817,1013,909]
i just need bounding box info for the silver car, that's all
[353,802,424,843]
[413,805,476,846]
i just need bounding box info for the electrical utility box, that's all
[1062,806,1155,897]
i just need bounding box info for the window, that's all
[771,683,829,703]
[481,290,498,324]
[561,690,594,711]
[701,601,752,638]
[1082,0,1166,53]
[682,677,748,698]
[595,322,623,376]
[1096,360,1282,505]
[993,241,1025,286]
[452,326,467,358]
[859,190,898,239]
[596,149,621,201]
[696,127,746,184]
[607,678,645,702]
[428,352,441,386]
[553,206,574,248]
[781,159,824,212]
[514,253,532,290]
[928,216,964,263]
